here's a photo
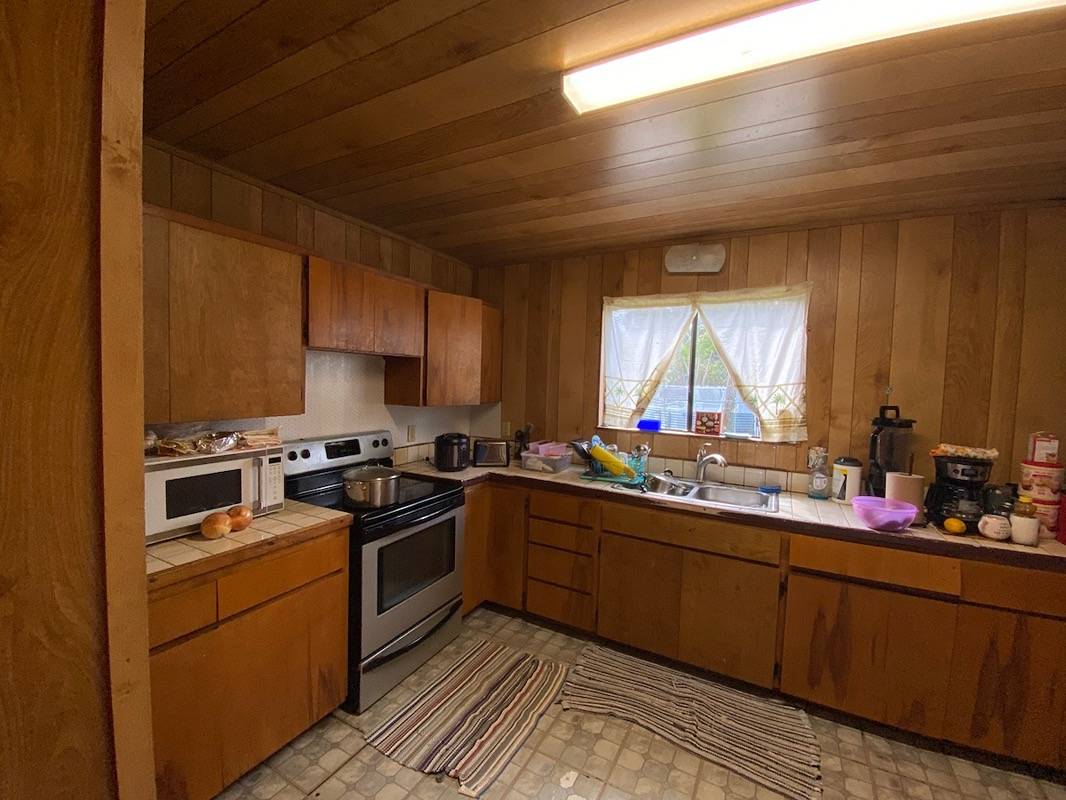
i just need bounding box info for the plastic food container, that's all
[851,496,918,531]
[1019,461,1063,502]
[1033,498,1060,536]
[520,449,573,473]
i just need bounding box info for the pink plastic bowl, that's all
[851,496,918,531]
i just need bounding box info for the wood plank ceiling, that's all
[144,0,1066,265]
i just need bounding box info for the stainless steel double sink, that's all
[639,474,780,513]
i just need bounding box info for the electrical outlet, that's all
[501,420,511,437]
[407,424,416,443]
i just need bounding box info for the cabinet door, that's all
[218,582,315,784]
[425,291,482,406]
[480,304,502,404]
[143,214,171,423]
[678,551,780,688]
[944,605,1066,768]
[781,574,889,721]
[597,532,681,658]
[462,484,491,614]
[168,223,304,421]
[781,574,956,737]
[151,627,225,800]
[371,271,424,357]
[486,486,526,610]
[307,256,372,352]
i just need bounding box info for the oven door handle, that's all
[365,503,461,549]
[362,598,462,674]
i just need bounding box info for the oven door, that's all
[145,455,258,543]
[361,505,464,657]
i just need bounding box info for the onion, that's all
[227,505,254,532]
[200,512,232,539]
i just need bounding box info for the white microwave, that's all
[144,446,285,544]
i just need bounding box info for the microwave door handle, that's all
[252,456,265,512]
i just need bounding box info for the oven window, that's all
[378,519,456,613]
[165,469,243,519]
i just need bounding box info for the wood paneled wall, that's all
[476,205,1066,483]
[2,1,154,797]
[143,140,476,296]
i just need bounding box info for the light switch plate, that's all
[407,424,416,443]
[501,420,511,437]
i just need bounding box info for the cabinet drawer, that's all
[790,535,960,596]
[217,532,347,618]
[149,581,218,649]
[527,544,593,593]
[526,579,595,631]
[961,561,1066,618]
[601,502,781,565]
[528,518,595,555]
[529,490,599,527]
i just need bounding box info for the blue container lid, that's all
[636,419,662,432]
[759,484,782,494]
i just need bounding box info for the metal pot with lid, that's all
[342,465,401,507]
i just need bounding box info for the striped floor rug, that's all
[366,640,567,797]
[563,645,822,800]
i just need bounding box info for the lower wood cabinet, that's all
[781,573,957,738]
[149,533,348,800]
[597,532,682,658]
[679,551,780,688]
[485,486,527,610]
[462,484,491,615]
[944,604,1066,768]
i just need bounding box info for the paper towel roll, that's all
[886,472,926,523]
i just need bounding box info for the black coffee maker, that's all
[924,456,994,532]
[868,406,916,496]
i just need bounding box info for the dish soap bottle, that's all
[808,446,831,500]
[1010,495,1040,546]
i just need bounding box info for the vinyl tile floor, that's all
[215,608,1066,800]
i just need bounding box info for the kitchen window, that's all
[600,285,811,443]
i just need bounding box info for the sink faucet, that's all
[695,443,728,482]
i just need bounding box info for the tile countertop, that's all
[403,462,1066,572]
[145,500,352,584]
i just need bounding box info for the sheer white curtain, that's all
[601,297,695,428]
[698,284,811,442]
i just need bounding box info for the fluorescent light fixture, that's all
[562,0,1066,113]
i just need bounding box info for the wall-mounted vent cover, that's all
[664,242,726,273]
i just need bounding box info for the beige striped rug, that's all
[366,640,567,797]
[563,645,822,800]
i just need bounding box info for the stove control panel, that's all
[282,430,393,476]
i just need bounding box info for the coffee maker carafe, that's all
[868,406,915,497]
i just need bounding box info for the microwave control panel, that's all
[261,453,285,509]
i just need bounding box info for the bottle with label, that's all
[807,447,831,500]
[1010,495,1040,546]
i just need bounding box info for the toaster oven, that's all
[472,438,510,467]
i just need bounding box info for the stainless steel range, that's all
[282,431,464,712]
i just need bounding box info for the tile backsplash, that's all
[644,456,810,494]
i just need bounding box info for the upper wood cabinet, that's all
[143,216,305,423]
[306,256,424,357]
[385,290,489,406]
[427,290,482,406]
[480,304,502,404]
